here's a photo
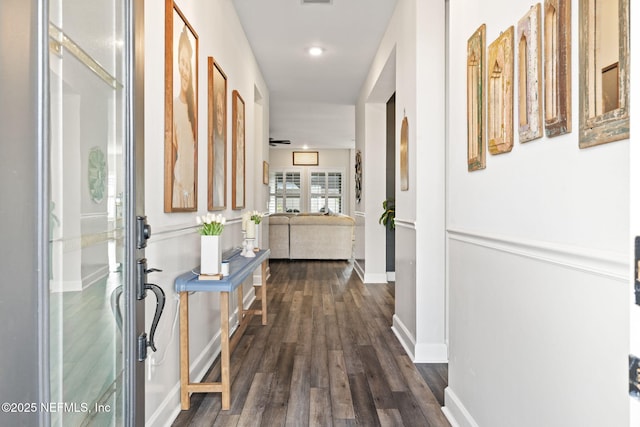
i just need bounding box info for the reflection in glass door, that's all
[48,0,127,425]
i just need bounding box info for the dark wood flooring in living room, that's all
[172,260,450,427]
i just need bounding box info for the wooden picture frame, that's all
[578,0,629,148]
[263,161,269,185]
[517,4,543,143]
[467,24,486,172]
[232,90,245,210]
[544,0,572,137]
[292,151,319,166]
[487,26,514,155]
[400,117,409,190]
[164,0,198,212]
[207,57,227,211]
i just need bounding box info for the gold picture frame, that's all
[467,24,486,172]
[487,26,514,155]
[263,161,269,185]
[232,90,245,210]
[544,0,572,137]
[207,57,227,211]
[292,151,319,166]
[164,0,198,212]
[400,117,409,190]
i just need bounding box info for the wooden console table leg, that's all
[220,291,231,410]
[237,284,244,322]
[261,261,267,325]
[179,292,190,410]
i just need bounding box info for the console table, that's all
[174,249,270,410]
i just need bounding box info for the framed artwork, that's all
[207,57,227,211]
[517,4,543,143]
[354,150,362,203]
[544,0,572,138]
[487,26,514,155]
[578,0,629,148]
[263,161,269,185]
[232,90,245,210]
[164,0,198,212]
[467,24,486,172]
[400,117,409,190]
[292,151,319,166]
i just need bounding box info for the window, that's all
[310,171,343,213]
[269,171,301,213]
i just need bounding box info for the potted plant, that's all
[379,198,395,230]
[197,213,226,275]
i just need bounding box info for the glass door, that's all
[48,0,146,425]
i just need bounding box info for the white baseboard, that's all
[353,261,387,284]
[386,271,395,281]
[414,342,448,363]
[442,387,480,427]
[392,314,448,362]
[146,288,256,427]
[391,314,416,360]
[364,272,388,284]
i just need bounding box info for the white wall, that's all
[445,0,629,426]
[142,0,269,424]
[357,0,447,360]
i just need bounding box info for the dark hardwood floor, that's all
[172,260,450,427]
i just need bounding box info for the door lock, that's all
[137,215,152,249]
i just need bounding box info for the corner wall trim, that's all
[447,228,627,282]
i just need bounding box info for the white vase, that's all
[200,235,221,275]
[246,221,256,239]
[255,222,262,249]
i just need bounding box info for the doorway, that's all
[385,93,396,276]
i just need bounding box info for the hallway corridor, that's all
[173,260,450,426]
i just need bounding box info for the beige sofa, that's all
[268,213,355,260]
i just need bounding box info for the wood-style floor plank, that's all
[172,260,449,427]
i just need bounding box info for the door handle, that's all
[144,283,165,352]
[110,285,124,332]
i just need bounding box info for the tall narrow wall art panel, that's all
[232,90,245,209]
[487,26,514,155]
[467,24,486,171]
[517,4,543,143]
[578,0,629,148]
[400,117,409,190]
[544,0,572,137]
[208,57,227,211]
[164,1,199,212]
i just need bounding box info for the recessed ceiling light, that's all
[308,47,323,56]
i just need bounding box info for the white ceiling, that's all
[231,0,397,150]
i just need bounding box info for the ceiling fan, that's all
[269,137,291,147]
